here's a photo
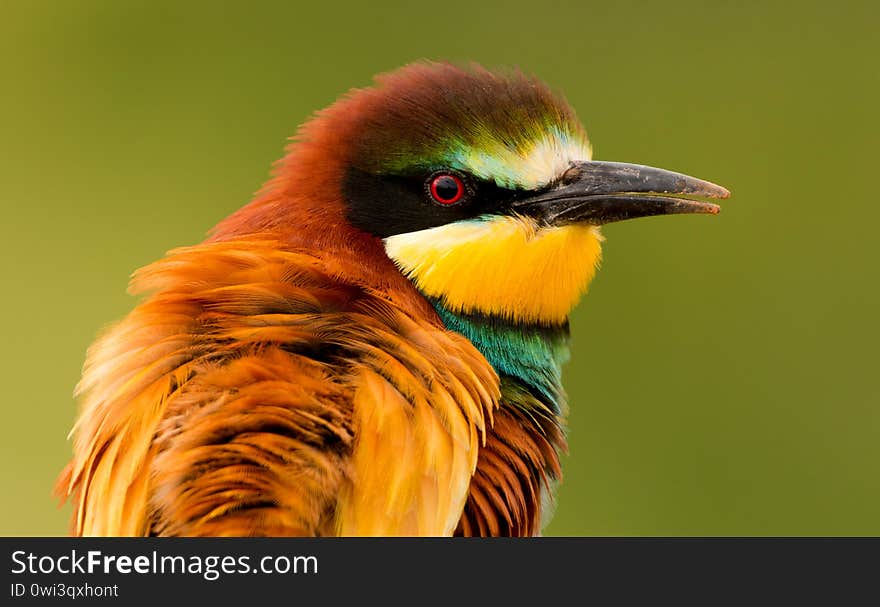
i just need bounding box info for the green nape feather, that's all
[432,301,570,414]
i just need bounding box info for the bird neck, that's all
[384,215,603,412]
[431,299,570,414]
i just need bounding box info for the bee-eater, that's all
[58,61,728,536]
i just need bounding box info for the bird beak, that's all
[510,160,729,226]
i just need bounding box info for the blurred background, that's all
[2,0,878,536]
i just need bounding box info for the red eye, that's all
[429,173,465,205]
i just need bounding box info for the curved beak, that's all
[510,161,730,226]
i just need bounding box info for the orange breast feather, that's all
[58,239,498,536]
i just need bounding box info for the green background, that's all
[2,0,878,536]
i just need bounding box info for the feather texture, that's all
[58,240,498,536]
[384,216,603,324]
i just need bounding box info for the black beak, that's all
[510,160,729,226]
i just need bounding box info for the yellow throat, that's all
[384,215,603,324]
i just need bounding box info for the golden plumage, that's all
[60,240,498,535]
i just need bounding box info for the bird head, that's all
[214,62,729,325]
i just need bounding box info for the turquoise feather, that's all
[432,301,570,413]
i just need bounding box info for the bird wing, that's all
[456,379,565,536]
[58,239,498,536]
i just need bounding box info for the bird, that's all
[56,61,728,537]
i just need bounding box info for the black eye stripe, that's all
[343,166,518,238]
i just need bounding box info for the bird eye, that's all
[428,173,465,206]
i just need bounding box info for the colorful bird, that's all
[57,61,728,536]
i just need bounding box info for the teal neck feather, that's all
[431,301,570,414]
